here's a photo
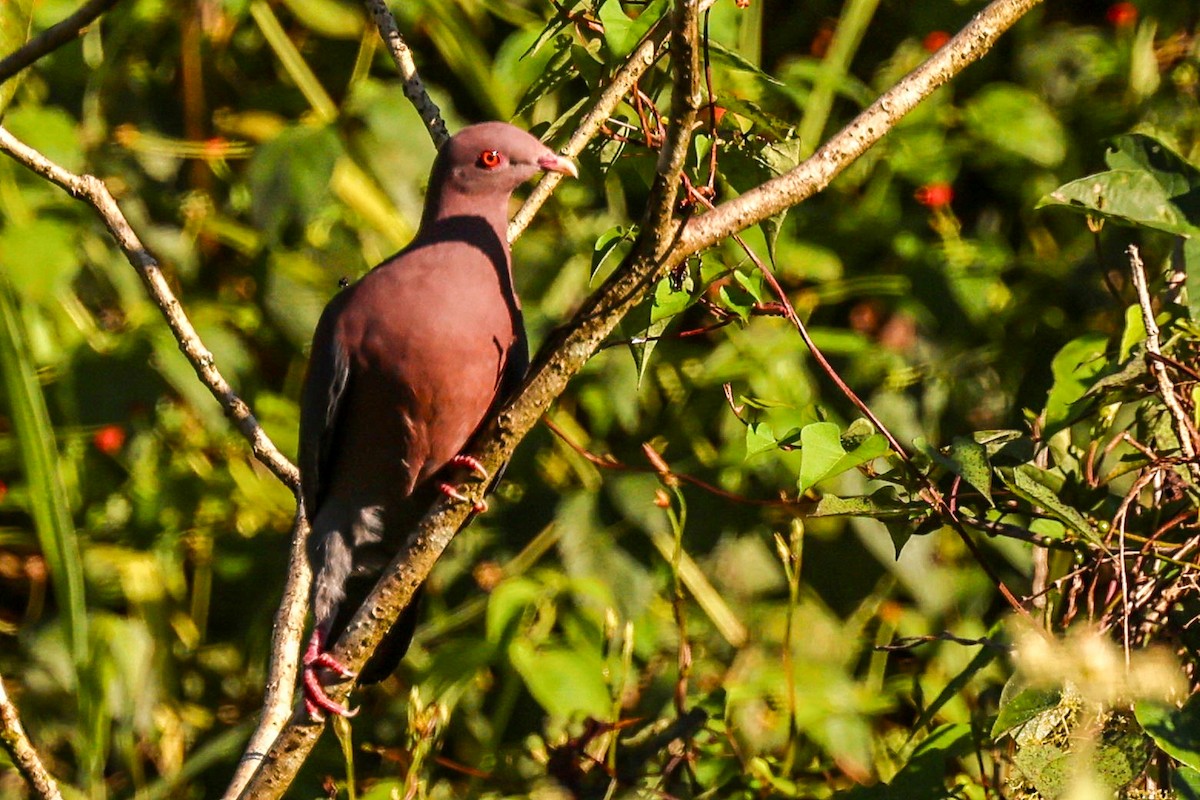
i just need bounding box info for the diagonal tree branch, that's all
[361,0,449,147]
[0,0,123,85]
[0,673,64,800]
[678,0,1044,255]
[232,0,1043,794]
[0,126,300,491]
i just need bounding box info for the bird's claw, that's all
[448,454,489,481]
[302,630,359,720]
[439,482,487,513]
[303,665,360,720]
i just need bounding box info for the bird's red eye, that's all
[477,150,502,169]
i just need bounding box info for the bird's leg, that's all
[302,628,360,720]
[447,454,489,481]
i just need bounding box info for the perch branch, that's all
[361,0,449,147]
[0,0,123,85]
[233,0,1042,794]
[0,673,63,800]
[0,126,300,490]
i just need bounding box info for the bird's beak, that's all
[537,152,579,178]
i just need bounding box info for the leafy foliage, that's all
[2,0,1200,798]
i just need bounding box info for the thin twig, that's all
[0,0,123,85]
[508,23,669,242]
[361,0,449,147]
[1127,244,1200,483]
[874,631,1009,652]
[0,674,63,800]
[0,126,300,491]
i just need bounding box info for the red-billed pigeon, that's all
[298,122,576,718]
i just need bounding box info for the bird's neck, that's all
[419,185,511,241]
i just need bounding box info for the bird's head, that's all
[437,122,578,198]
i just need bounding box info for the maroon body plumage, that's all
[298,122,576,718]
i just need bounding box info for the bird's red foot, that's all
[302,631,359,720]
[440,482,487,513]
[448,454,489,481]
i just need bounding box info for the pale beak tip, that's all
[538,153,579,179]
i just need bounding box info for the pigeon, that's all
[297,122,577,718]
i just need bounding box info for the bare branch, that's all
[0,125,300,491]
[0,673,64,800]
[362,0,449,148]
[1127,244,1200,482]
[677,0,1045,255]
[0,0,123,85]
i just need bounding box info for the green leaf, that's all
[513,34,576,118]
[597,0,666,58]
[508,639,611,720]
[1039,169,1199,236]
[650,271,694,324]
[1042,333,1110,434]
[1104,133,1200,195]
[278,0,363,39]
[486,577,542,643]
[745,420,777,458]
[1175,766,1200,800]
[993,681,1061,738]
[0,218,81,303]
[911,641,998,736]
[1136,696,1200,772]
[997,465,1100,543]
[1039,133,1200,234]
[963,84,1067,167]
[1183,237,1200,324]
[0,281,87,665]
[809,486,919,518]
[797,422,889,495]
[591,225,637,281]
[933,437,993,507]
[248,124,342,242]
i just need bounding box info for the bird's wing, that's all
[299,290,354,516]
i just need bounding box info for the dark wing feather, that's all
[299,289,354,517]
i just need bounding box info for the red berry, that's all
[93,425,126,456]
[1106,2,1137,27]
[915,182,954,208]
[922,30,951,53]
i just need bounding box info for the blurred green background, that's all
[1,0,1198,797]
